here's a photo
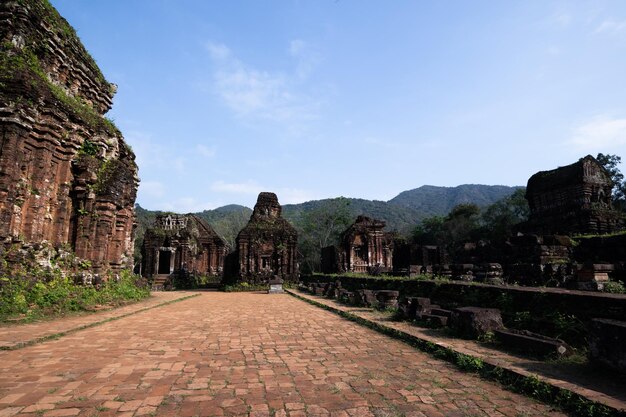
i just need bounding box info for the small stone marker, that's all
[268,276,284,294]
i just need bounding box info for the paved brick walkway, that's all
[0,292,197,350]
[0,292,566,417]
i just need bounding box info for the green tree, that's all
[413,215,446,246]
[480,188,529,242]
[412,191,531,257]
[444,204,481,255]
[596,153,626,209]
[211,209,251,249]
[413,203,481,256]
[297,197,353,273]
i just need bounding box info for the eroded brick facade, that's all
[322,216,394,274]
[226,192,298,283]
[0,0,138,274]
[523,155,624,235]
[142,214,228,279]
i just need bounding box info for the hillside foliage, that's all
[134,185,520,272]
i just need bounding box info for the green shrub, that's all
[603,281,626,294]
[0,269,149,321]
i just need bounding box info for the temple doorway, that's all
[158,250,171,274]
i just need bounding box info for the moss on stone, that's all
[0,0,120,136]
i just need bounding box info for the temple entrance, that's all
[158,250,171,274]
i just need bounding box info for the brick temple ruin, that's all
[224,192,298,284]
[321,216,394,274]
[392,242,448,276]
[0,0,138,275]
[308,157,626,374]
[522,155,624,235]
[141,214,228,282]
[439,156,625,289]
[319,156,625,290]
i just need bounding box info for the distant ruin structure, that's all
[142,214,228,280]
[450,156,626,288]
[392,242,447,276]
[321,216,394,274]
[225,192,298,283]
[0,0,138,274]
[522,155,624,235]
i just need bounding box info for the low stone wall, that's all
[303,274,626,347]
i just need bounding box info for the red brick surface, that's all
[0,292,565,416]
[0,292,196,350]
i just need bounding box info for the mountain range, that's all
[134,184,521,256]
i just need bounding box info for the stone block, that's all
[268,277,284,294]
[375,290,399,310]
[450,307,503,339]
[398,296,424,320]
[494,329,571,357]
[589,318,626,373]
[356,290,377,307]
[421,314,448,327]
[429,308,452,319]
[576,264,612,291]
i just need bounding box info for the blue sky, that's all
[50,0,626,211]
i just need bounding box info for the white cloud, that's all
[204,40,319,126]
[206,42,231,61]
[554,12,572,27]
[126,130,187,173]
[196,144,216,158]
[546,46,561,56]
[139,181,165,198]
[124,130,164,168]
[364,137,402,149]
[210,180,316,204]
[595,19,626,35]
[173,157,186,174]
[289,39,321,80]
[289,39,305,56]
[570,116,626,151]
[278,188,317,204]
[211,180,265,195]
[159,197,219,213]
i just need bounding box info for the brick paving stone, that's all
[0,408,22,417]
[290,289,626,414]
[0,292,196,349]
[0,292,566,416]
[43,408,81,416]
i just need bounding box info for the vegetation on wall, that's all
[0,0,119,136]
[0,247,149,322]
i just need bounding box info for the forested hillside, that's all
[388,184,522,217]
[134,184,520,270]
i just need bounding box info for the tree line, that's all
[295,153,625,272]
